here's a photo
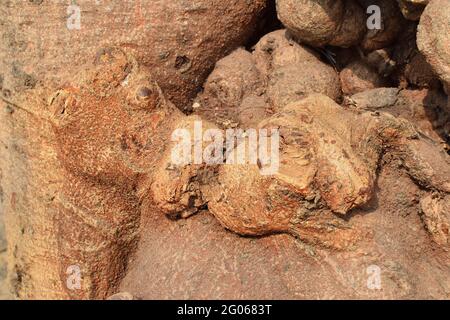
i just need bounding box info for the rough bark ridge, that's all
[0,0,267,112]
[1,49,211,299]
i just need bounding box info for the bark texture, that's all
[0,0,449,300]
